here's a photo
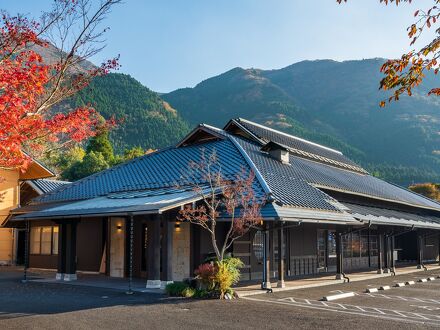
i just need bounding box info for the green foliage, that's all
[409,183,440,201]
[165,282,197,298]
[69,73,190,152]
[86,128,114,163]
[165,282,189,296]
[62,151,109,181]
[61,127,115,181]
[122,146,145,160]
[163,59,440,186]
[214,258,244,299]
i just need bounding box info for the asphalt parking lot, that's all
[244,269,440,327]
[1,267,440,329]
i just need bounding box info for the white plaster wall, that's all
[172,222,190,281]
[109,217,125,277]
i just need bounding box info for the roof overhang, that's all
[7,188,206,223]
[19,158,54,180]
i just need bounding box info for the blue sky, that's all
[3,0,430,92]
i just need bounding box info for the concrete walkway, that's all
[234,264,440,297]
[18,268,165,294]
[5,264,439,298]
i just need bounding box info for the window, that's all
[252,231,264,263]
[30,226,59,255]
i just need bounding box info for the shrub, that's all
[165,282,189,297]
[194,289,209,298]
[181,286,196,298]
[214,257,244,299]
[194,263,216,290]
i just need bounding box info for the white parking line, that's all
[362,293,440,305]
[243,296,440,326]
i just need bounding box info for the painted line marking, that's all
[243,296,440,326]
[353,292,440,305]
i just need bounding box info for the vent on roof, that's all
[261,141,290,164]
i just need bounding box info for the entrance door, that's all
[317,230,337,272]
[109,218,125,277]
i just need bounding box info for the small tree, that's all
[178,150,265,262]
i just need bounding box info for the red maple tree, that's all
[178,150,265,262]
[0,0,120,172]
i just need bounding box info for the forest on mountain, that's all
[69,73,189,152]
[50,59,440,187]
[163,59,440,186]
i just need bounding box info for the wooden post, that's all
[64,221,77,281]
[147,214,161,288]
[383,234,390,273]
[417,233,424,269]
[22,220,30,283]
[262,223,271,289]
[367,229,371,269]
[161,215,174,288]
[377,233,383,274]
[56,222,66,280]
[324,230,329,272]
[336,232,343,280]
[286,227,291,276]
[390,235,395,272]
[277,222,285,288]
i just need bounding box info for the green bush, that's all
[165,282,189,297]
[215,257,244,299]
[181,287,196,298]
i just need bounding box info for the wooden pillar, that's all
[147,214,161,288]
[367,229,371,268]
[377,233,383,274]
[262,223,271,289]
[324,230,329,272]
[23,220,30,282]
[336,232,344,279]
[287,227,291,276]
[390,235,395,272]
[56,222,66,280]
[64,221,77,281]
[160,216,174,288]
[277,222,285,288]
[417,233,424,269]
[383,234,390,273]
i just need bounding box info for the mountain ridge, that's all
[163,58,440,186]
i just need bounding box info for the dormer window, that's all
[261,141,290,164]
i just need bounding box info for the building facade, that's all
[0,161,62,265]
[6,118,440,288]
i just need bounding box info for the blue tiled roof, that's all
[234,135,440,211]
[30,179,70,194]
[28,119,440,217]
[34,138,266,205]
[228,118,364,172]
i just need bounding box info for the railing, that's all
[289,255,318,276]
